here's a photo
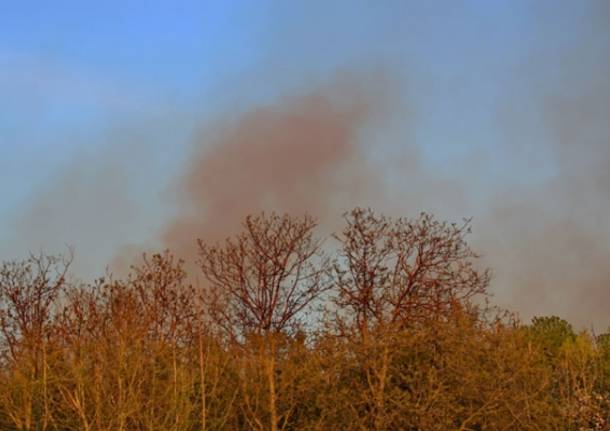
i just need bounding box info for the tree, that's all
[198,212,332,431]
[2,209,608,430]
[129,251,199,431]
[528,316,576,362]
[331,208,490,429]
[333,208,489,335]
[559,333,610,430]
[0,253,71,431]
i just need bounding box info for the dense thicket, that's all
[1,209,608,430]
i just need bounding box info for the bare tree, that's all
[332,208,490,429]
[198,212,332,431]
[131,251,198,344]
[333,207,489,334]
[130,251,199,431]
[0,253,71,431]
[198,212,331,339]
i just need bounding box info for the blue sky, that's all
[1,0,536,209]
[1,1,609,325]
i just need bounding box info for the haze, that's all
[1,1,609,329]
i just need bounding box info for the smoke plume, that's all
[159,85,384,263]
[478,0,610,329]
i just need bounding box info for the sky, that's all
[1,1,610,329]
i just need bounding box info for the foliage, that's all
[0,209,605,430]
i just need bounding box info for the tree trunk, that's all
[173,343,179,431]
[199,334,207,431]
[42,340,49,431]
[374,343,390,431]
[266,337,278,431]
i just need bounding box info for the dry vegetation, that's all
[1,208,609,430]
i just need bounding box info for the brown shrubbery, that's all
[1,209,608,430]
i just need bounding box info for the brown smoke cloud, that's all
[4,74,398,280]
[158,82,386,264]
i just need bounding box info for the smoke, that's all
[158,81,387,263]
[4,2,610,330]
[0,119,188,278]
[2,145,143,277]
[3,72,396,279]
[478,0,610,329]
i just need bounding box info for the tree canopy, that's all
[0,209,608,430]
